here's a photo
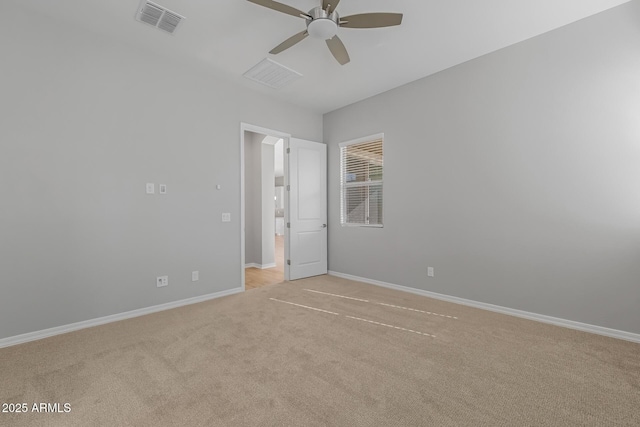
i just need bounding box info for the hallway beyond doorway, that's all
[245,235,284,290]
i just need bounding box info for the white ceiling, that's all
[11,0,630,114]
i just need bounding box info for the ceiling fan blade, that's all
[247,0,311,19]
[326,35,350,65]
[322,0,340,14]
[340,13,403,28]
[270,30,309,54]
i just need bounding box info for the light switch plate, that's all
[192,271,199,282]
[159,184,167,194]
[222,213,231,222]
[146,183,155,194]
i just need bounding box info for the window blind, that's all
[340,137,383,226]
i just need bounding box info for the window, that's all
[340,134,384,227]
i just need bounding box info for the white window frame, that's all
[339,133,384,228]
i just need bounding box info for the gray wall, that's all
[324,2,640,334]
[243,131,276,267]
[0,4,322,339]
[244,131,263,266]
[261,143,276,266]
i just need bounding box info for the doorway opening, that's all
[241,125,289,290]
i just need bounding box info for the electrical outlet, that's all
[192,271,199,282]
[221,213,231,222]
[157,276,168,287]
[427,267,434,277]
[146,183,155,194]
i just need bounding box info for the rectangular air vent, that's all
[136,1,184,35]
[243,58,303,90]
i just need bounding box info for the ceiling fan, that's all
[247,0,403,65]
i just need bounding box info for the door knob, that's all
[321,224,327,228]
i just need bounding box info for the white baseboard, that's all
[261,263,277,269]
[328,271,640,344]
[0,287,243,349]
[245,263,277,269]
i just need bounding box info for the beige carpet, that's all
[1,275,639,426]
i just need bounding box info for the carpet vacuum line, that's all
[303,289,458,320]
[269,297,436,338]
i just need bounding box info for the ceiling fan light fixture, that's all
[247,0,403,66]
[307,18,337,39]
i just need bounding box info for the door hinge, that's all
[286,185,290,191]
[286,148,290,154]
[287,259,291,265]
[286,222,290,228]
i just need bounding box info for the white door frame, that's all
[240,123,291,291]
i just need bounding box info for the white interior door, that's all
[287,138,327,280]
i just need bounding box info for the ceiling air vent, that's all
[136,1,184,35]
[243,58,302,90]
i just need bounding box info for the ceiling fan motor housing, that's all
[306,7,339,40]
